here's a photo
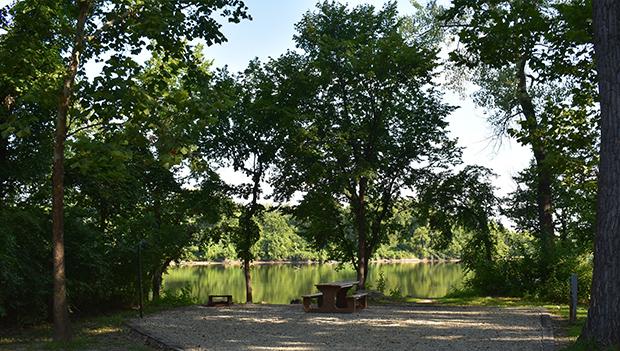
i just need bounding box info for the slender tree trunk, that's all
[242,159,262,304]
[516,57,555,276]
[362,252,369,290]
[151,259,172,301]
[243,258,252,303]
[52,1,89,342]
[354,177,368,289]
[0,134,8,201]
[580,0,620,346]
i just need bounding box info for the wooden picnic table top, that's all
[315,280,359,288]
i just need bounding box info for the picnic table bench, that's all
[347,291,368,311]
[302,292,324,312]
[206,294,233,307]
[302,281,368,313]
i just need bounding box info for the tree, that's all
[1,0,249,341]
[580,0,620,346]
[442,0,598,279]
[213,60,285,303]
[272,2,460,288]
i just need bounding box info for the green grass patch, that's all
[0,309,150,351]
[0,292,198,351]
[561,340,620,351]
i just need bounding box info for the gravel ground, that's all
[128,304,557,351]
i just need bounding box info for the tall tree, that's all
[442,0,597,278]
[580,0,620,346]
[215,60,284,303]
[1,0,249,341]
[272,2,459,288]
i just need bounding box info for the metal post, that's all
[569,273,577,324]
[138,241,144,318]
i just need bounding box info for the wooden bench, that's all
[302,292,323,312]
[206,294,233,307]
[346,292,368,312]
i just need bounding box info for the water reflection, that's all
[163,262,464,304]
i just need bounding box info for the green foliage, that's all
[198,241,238,262]
[376,271,387,294]
[0,0,247,324]
[149,285,197,308]
[192,206,463,263]
[255,211,318,261]
[415,166,499,258]
[440,0,598,304]
[233,207,263,263]
[0,208,51,325]
[267,1,463,285]
[458,224,592,303]
[388,287,403,299]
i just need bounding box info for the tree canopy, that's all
[264,2,490,288]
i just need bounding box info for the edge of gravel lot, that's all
[125,303,563,351]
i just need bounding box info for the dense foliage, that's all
[0,0,248,326]
[264,2,481,289]
[440,0,598,303]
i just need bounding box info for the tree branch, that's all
[67,120,124,137]
[86,6,138,44]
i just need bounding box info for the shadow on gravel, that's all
[129,304,551,351]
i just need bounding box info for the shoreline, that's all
[177,258,461,266]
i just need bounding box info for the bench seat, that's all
[346,292,368,311]
[302,292,323,312]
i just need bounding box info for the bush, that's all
[0,207,142,325]
[152,286,197,307]
[0,208,52,325]
[462,226,593,303]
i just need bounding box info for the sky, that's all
[0,0,532,199]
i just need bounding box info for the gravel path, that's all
[128,304,556,351]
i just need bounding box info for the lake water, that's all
[163,262,465,304]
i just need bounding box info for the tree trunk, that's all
[354,177,368,289]
[52,1,89,342]
[0,134,8,201]
[580,0,620,346]
[151,259,173,301]
[243,258,253,303]
[151,188,163,300]
[532,149,555,274]
[241,159,262,304]
[516,57,555,276]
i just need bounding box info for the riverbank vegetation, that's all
[1,0,618,348]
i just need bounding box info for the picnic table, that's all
[302,280,368,313]
[206,294,233,307]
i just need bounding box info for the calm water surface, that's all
[163,262,465,304]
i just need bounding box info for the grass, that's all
[0,290,197,351]
[0,309,153,351]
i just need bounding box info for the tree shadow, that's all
[131,304,549,351]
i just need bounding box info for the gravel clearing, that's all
[128,304,557,351]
